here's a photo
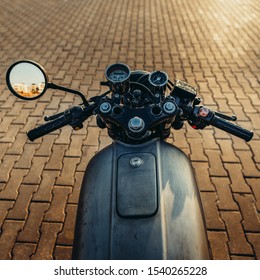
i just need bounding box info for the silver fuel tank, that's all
[72,138,210,259]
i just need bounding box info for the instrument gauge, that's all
[105,63,131,94]
[105,63,131,83]
[148,71,168,88]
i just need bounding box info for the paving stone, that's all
[234,194,260,232]
[45,144,68,170]
[188,138,208,161]
[0,220,24,260]
[12,243,37,260]
[19,117,39,133]
[246,179,260,211]
[98,135,112,151]
[217,139,240,163]
[0,125,22,143]
[248,140,260,163]
[213,126,231,140]
[247,233,260,260]
[212,177,238,211]
[223,93,240,106]
[44,186,71,222]
[200,192,225,230]
[205,150,228,177]
[192,162,214,191]
[68,172,84,204]
[35,134,57,156]
[0,143,11,162]
[31,102,48,117]
[57,204,77,245]
[0,116,16,133]
[6,133,27,155]
[0,169,28,200]
[77,146,98,172]
[224,164,252,193]
[55,126,72,145]
[247,113,260,130]
[56,157,80,186]
[0,155,20,183]
[83,126,100,146]
[172,129,190,149]
[0,200,14,232]
[31,222,62,260]
[13,109,32,125]
[200,129,219,150]
[14,143,40,169]
[33,170,59,202]
[65,135,85,157]
[231,135,251,151]
[236,151,260,177]
[208,231,230,260]
[54,245,72,260]
[7,185,38,220]
[231,255,255,260]
[18,202,49,243]
[22,157,48,185]
[221,211,253,255]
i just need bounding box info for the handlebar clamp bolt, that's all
[100,102,112,113]
[163,101,176,114]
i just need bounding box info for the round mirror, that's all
[6,60,48,100]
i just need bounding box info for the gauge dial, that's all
[148,71,168,87]
[108,70,128,82]
[105,63,131,83]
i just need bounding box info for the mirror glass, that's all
[7,61,47,100]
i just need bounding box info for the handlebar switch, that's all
[188,106,214,129]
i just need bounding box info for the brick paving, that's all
[0,0,259,260]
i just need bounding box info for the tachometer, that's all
[148,71,168,88]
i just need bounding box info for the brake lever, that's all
[213,111,237,121]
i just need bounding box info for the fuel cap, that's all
[129,157,143,167]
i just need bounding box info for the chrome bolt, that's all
[163,101,176,114]
[100,102,111,113]
[128,117,145,132]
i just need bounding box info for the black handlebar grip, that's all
[27,115,69,141]
[211,115,253,142]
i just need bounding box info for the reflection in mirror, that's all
[8,62,47,99]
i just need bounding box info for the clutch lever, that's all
[44,112,64,121]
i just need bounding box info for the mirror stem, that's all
[48,82,88,104]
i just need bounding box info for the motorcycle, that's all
[6,60,253,260]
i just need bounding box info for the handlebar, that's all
[26,95,253,142]
[189,106,253,142]
[210,115,253,142]
[27,115,70,141]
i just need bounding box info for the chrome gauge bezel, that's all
[105,63,131,84]
[148,70,168,88]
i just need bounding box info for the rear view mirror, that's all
[6,60,48,100]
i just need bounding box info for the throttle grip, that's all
[27,115,69,141]
[211,115,253,142]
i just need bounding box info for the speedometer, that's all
[148,71,168,87]
[105,63,131,83]
[105,63,131,95]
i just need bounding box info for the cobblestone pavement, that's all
[0,0,259,260]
